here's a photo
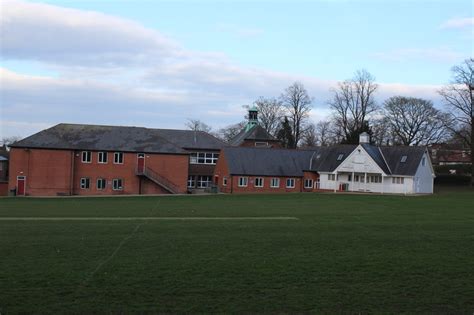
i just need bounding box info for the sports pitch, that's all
[1,191,473,313]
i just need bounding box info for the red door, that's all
[17,176,26,196]
[137,153,145,173]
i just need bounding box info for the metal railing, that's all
[136,166,180,194]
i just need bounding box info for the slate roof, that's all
[380,146,427,176]
[230,125,278,146]
[10,123,226,154]
[309,145,358,172]
[0,146,8,160]
[222,147,316,177]
[361,144,391,174]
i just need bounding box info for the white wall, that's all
[413,152,435,194]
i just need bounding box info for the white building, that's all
[315,133,435,194]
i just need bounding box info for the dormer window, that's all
[337,154,344,161]
[401,155,407,163]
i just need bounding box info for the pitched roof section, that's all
[230,125,278,146]
[11,123,226,154]
[223,147,315,177]
[361,144,391,174]
[309,145,358,172]
[380,146,427,176]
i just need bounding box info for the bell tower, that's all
[246,106,258,131]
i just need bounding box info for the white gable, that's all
[334,145,387,175]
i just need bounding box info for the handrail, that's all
[136,166,180,193]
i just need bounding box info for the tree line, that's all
[187,58,473,155]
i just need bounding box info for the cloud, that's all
[440,17,474,30]
[1,0,181,67]
[372,47,462,63]
[0,1,445,139]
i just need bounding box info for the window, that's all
[328,174,336,181]
[80,177,90,189]
[187,175,196,188]
[113,178,123,190]
[369,175,382,183]
[114,152,123,164]
[401,155,407,163]
[304,179,313,189]
[238,177,248,187]
[255,142,269,147]
[270,178,280,188]
[197,176,212,188]
[98,151,108,164]
[223,177,228,186]
[337,154,344,161]
[81,151,91,163]
[286,178,295,188]
[190,152,219,164]
[254,177,264,187]
[422,157,426,166]
[97,178,106,190]
[392,177,405,184]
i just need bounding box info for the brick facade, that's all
[8,148,188,196]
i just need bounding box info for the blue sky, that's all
[1,0,472,138]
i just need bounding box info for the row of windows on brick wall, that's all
[81,151,124,164]
[232,177,313,189]
[189,152,219,165]
[80,177,124,190]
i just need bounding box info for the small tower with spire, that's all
[245,106,259,131]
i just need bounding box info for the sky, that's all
[1,0,473,139]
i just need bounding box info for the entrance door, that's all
[137,153,145,173]
[17,176,26,196]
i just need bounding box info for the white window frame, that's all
[286,178,295,188]
[392,177,405,184]
[223,177,228,186]
[190,152,219,165]
[114,152,124,164]
[80,177,90,189]
[254,177,264,187]
[187,175,196,188]
[98,151,108,164]
[112,178,123,191]
[328,174,336,181]
[304,179,313,189]
[197,175,212,188]
[97,178,106,190]
[81,151,91,163]
[270,178,280,188]
[238,177,248,187]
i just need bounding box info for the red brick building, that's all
[214,147,320,194]
[9,124,226,196]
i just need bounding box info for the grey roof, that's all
[380,146,427,175]
[230,125,278,146]
[223,147,316,177]
[10,123,226,154]
[0,156,7,161]
[309,145,358,172]
[361,144,391,174]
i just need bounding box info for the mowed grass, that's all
[1,191,473,313]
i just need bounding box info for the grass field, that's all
[1,190,473,313]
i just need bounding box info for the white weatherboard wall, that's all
[413,152,435,194]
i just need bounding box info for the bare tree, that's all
[328,69,379,143]
[438,58,474,185]
[185,119,212,133]
[1,136,22,149]
[301,123,317,147]
[314,120,333,146]
[216,121,246,142]
[384,96,449,146]
[253,97,285,136]
[371,117,392,146]
[280,82,313,148]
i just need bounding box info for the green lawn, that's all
[1,191,473,313]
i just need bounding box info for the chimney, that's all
[359,132,370,144]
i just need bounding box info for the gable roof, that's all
[380,146,427,175]
[309,145,357,172]
[222,147,315,177]
[230,125,278,146]
[361,144,391,174]
[10,123,226,154]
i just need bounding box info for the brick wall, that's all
[9,148,189,196]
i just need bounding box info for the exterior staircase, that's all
[136,167,180,194]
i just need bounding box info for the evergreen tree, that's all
[276,117,296,148]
